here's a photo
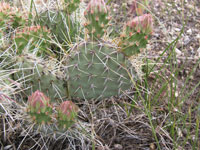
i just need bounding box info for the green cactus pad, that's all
[28,106,52,124]
[121,32,148,56]
[13,54,67,102]
[84,0,110,40]
[14,26,52,56]
[36,10,82,47]
[120,14,153,57]
[65,41,137,100]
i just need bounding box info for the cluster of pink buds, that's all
[84,0,107,15]
[0,2,11,12]
[16,25,49,35]
[27,90,78,128]
[127,14,153,35]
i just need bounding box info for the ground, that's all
[0,0,200,150]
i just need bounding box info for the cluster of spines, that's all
[14,25,52,56]
[27,90,78,129]
[84,0,111,40]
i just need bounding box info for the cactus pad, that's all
[65,41,137,99]
[120,14,153,56]
[13,54,67,102]
[84,0,110,39]
[14,25,52,56]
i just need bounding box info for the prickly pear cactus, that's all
[27,90,52,124]
[13,54,67,102]
[64,0,153,100]
[56,101,78,129]
[65,41,137,99]
[120,14,153,56]
[14,25,52,56]
[84,0,110,39]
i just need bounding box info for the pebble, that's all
[4,145,13,150]
[175,48,182,56]
[187,29,192,35]
[114,144,123,150]
[183,36,190,45]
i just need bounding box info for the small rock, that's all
[150,143,156,150]
[183,36,190,45]
[175,48,182,56]
[197,47,200,57]
[4,145,12,150]
[177,128,183,137]
[182,128,188,136]
[174,28,181,32]
[186,29,192,35]
[114,144,123,150]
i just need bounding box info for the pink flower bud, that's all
[85,0,107,15]
[127,14,153,34]
[58,101,78,118]
[28,90,50,109]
